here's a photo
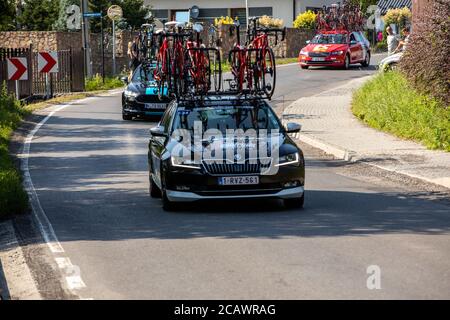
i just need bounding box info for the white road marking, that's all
[18,92,121,299]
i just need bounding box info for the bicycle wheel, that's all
[261,48,276,98]
[158,49,171,100]
[230,50,243,92]
[172,47,185,97]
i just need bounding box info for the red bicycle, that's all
[228,19,256,94]
[184,23,221,95]
[154,22,190,99]
[246,17,285,98]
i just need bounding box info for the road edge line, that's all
[17,90,123,299]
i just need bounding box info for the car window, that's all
[311,34,347,44]
[171,103,282,134]
[354,32,364,44]
[350,33,357,42]
[132,66,155,82]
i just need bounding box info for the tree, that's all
[18,0,59,31]
[0,0,16,31]
[400,0,449,105]
[89,0,150,33]
[293,10,316,30]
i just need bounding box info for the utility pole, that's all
[80,0,92,77]
[245,0,249,30]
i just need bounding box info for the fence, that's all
[0,47,85,99]
[0,47,33,98]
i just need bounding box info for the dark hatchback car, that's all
[121,64,170,120]
[148,96,305,211]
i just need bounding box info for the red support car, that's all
[298,30,371,69]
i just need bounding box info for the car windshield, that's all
[311,34,347,44]
[172,104,282,134]
[132,65,155,82]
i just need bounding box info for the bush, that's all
[352,71,450,151]
[258,15,284,28]
[85,74,124,91]
[293,10,316,30]
[399,0,449,106]
[383,7,411,28]
[214,16,236,26]
[0,83,29,218]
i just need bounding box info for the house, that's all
[145,0,339,27]
[377,0,412,15]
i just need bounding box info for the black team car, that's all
[148,95,305,211]
[121,63,170,120]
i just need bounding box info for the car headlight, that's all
[275,152,300,167]
[124,89,139,100]
[331,50,344,56]
[170,156,200,169]
[300,50,308,56]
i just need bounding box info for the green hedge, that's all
[0,84,29,218]
[85,74,124,91]
[352,71,450,151]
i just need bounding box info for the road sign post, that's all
[107,5,123,76]
[83,12,104,82]
[38,51,59,99]
[7,57,28,99]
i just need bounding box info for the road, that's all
[23,56,450,299]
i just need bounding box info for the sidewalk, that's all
[283,76,450,189]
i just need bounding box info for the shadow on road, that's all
[20,114,450,246]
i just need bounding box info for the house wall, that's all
[145,0,295,26]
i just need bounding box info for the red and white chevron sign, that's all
[38,51,58,73]
[7,57,28,81]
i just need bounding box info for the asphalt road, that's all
[25,56,450,299]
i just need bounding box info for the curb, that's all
[283,78,450,191]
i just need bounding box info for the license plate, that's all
[144,103,166,109]
[312,57,325,62]
[218,176,259,185]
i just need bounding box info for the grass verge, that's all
[0,85,29,218]
[85,74,124,91]
[352,71,450,151]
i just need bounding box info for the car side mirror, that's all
[285,122,301,133]
[350,40,357,45]
[120,76,128,84]
[305,40,310,44]
[150,126,167,137]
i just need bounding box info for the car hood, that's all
[380,53,403,65]
[166,133,299,160]
[302,43,348,53]
[126,80,159,95]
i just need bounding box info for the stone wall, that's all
[0,28,314,76]
[0,31,133,76]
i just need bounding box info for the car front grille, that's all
[136,94,163,103]
[308,52,330,57]
[202,159,272,175]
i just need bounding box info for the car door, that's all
[150,102,176,187]
[349,33,363,63]
[355,32,368,61]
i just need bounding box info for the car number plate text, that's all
[218,176,259,185]
[312,57,325,62]
[145,103,166,109]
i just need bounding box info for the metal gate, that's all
[32,48,85,96]
[0,47,84,98]
[0,47,33,98]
